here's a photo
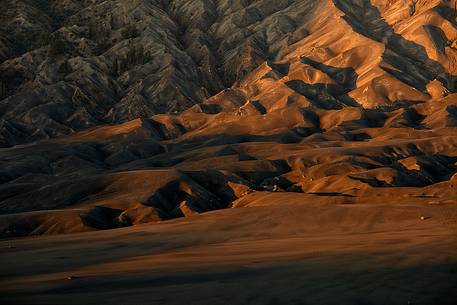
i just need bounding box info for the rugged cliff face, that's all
[1,0,457,237]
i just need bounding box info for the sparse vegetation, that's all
[88,19,112,41]
[112,45,152,75]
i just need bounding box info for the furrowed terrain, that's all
[1,1,457,304]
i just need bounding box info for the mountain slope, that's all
[1,0,457,237]
[0,0,319,146]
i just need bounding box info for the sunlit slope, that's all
[1,0,457,237]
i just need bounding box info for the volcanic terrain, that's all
[1,0,457,304]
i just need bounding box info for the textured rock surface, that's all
[0,0,319,146]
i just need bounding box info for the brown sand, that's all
[1,201,457,305]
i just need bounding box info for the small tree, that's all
[49,35,66,56]
[121,25,139,40]
[454,0,457,17]
[109,14,117,29]
[36,33,51,47]
[88,21,98,39]
[112,57,120,76]
[0,81,7,100]
[409,0,418,16]
[58,60,72,75]
[113,45,151,75]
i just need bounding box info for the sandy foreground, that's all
[1,199,456,305]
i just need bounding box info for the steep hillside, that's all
[1,0,457,237]
[0,0,318,146]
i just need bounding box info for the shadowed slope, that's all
[332,0,456,92]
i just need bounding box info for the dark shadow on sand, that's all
[286,56,360,109]
[3,257,456,305]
